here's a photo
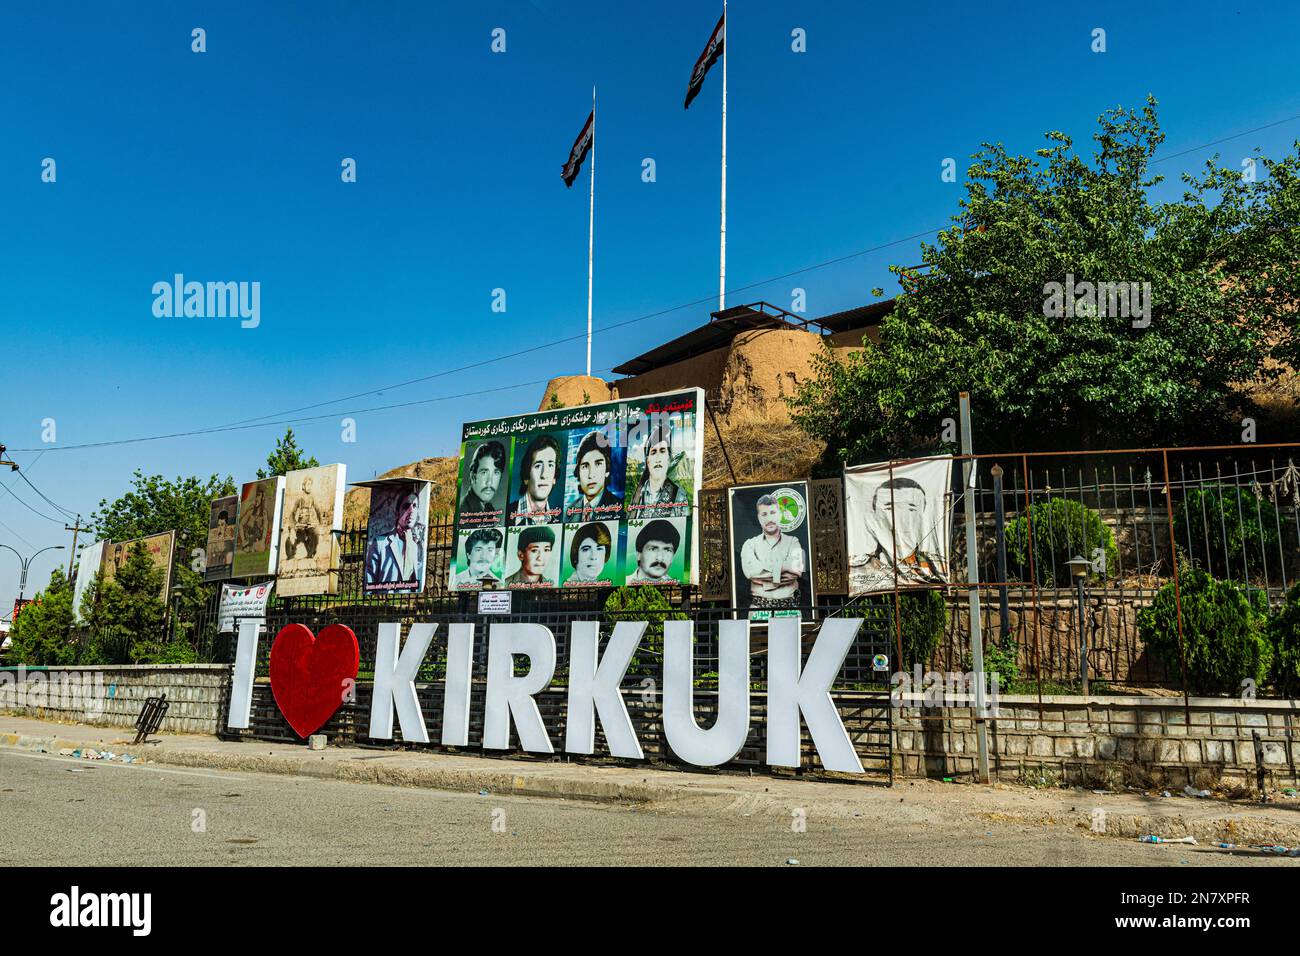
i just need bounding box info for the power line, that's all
[0,479,67,524]
[15,469,79,520]
[10,371,609,453]
[12,110,1300,456]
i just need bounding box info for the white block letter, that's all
[442,623,475,746]
[484,623,555,753]
[767,617,863,773]
[662,620,750,766]
[565,620,644,759]
[369,622,436,743]
[227,621,261,729]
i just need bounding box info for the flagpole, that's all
[719,0,727,312]
[587,86,596,378]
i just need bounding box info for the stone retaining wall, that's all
[0,665,230,735]
[894,694,1300,788]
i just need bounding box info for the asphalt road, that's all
[0,750,1291,866]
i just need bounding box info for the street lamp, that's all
[1066,556,1092,696]
[0,544,67,602]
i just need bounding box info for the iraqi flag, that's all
[683,11,725,110]
[561,111,594,188]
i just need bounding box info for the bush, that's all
[1174,485,1280,580]
[1137,567,1271,696]
[1006,498,1117,587]
[1269,584,1300,699]
[602,585,687,677]
[890,590,945,670]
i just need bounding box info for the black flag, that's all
[683,11,725,110]
[561,111,594,188]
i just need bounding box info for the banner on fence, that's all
[100,530,175,601]
[844,456,953,596]
[449,388,704,591]
[218,582,274,633]
[728,481,814,621]
[276,464,347,597]
[233,476,284,578]
[357,478,431,595]
[204,495,238,582]
[72,540,105,624]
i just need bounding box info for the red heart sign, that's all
[268,623,360,739]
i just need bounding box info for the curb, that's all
[0,732,685,806]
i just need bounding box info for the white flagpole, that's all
[719,0,727,312]
[587,86,596,377]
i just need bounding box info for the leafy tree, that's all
[1137,567,1271,695]
[790,98,1300,462]
[83,541,172,664]
[7,568,76,666]
[602,585,687,677]
[257,427,319,479]
[90,469,235,557]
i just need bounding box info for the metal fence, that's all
[169,443,1300,701]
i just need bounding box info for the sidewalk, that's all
[4,712,1300,849]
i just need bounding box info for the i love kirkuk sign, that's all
[229,617,870,774]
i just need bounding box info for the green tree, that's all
[790,98,1300,461]
[257,427,319,479]
[83,541,175,663]
[7,567,77,666]
[1006,498,1119,586]
[1269,584,1300,699]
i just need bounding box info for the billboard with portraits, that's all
[728,481,814,621]
[844,455,953,596]
[204,495,239,582]
[357,478,430,595]
[449,388,704,591]
[276,464,347,597]
[232,476,284,578]
[99,530,176,601]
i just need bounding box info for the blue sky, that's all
[2,0,1299,610]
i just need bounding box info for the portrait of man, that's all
[566,430,622,522]
[453,527,504,588]
[737,493,807,614]
[238,483,269,551]
[628,518,680,584]
[460,441,506,518]
[506,524,556,587]
[845,457,952,596]
[205,494,238,581]
[511,434,562,526]
[564,521,613,585]
[283,474,325,562]
[627,425,688,518]
[364,486,428,591]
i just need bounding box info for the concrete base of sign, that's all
[308,734,327,751]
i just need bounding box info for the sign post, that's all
[960,392,990,783]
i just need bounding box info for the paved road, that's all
[0,750,1291,866]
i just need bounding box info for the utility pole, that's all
[0,444,17,472]
[959,393,991,783]
[65,515,85,583]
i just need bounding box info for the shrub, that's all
[602,585,686,677]
[890,589,945,669]
[1269,584,1300,699]
[1174,485,1280,580]
[1137,567,1271,696]
[1006,498,1118,586]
